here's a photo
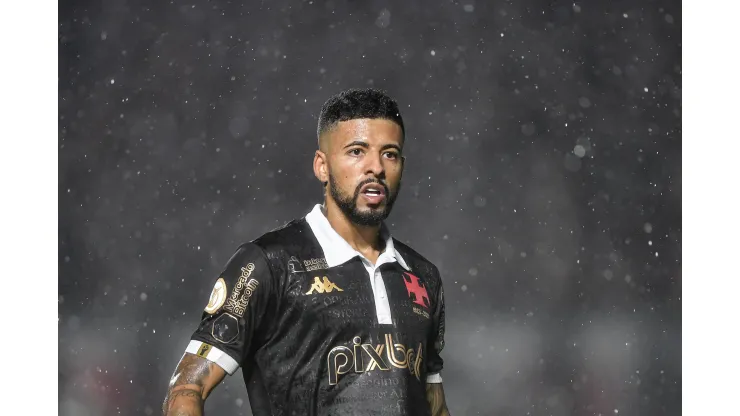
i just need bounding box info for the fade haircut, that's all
[316,88,405,145]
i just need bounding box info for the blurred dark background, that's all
[58,0,681,415]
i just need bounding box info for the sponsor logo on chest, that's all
[303,257,329,272]
[327,334,424,385]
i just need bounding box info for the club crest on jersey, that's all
[305,276,343,295]
[327,334,424,385]
[402,272,430,309]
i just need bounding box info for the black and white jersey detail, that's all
[186,204,447,416]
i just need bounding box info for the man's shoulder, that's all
[221,217,311,280]
[392,238,442,281]
[241,217,311,258]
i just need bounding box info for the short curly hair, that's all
[317,88,405,141]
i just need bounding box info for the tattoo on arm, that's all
[163,353,225,416]
[169,390,200,399]
[425,383,451,416]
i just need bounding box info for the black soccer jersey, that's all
[187,204,446,416]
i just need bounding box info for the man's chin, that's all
[350,206,389,226]
[357,204,389,216]
[358,202,385,211]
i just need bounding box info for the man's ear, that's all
[313,150,329,184]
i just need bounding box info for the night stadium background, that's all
[58,0,681,414]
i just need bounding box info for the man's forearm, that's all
[425,382,451,416]
[163,386,204,416]
[162,352,226,416]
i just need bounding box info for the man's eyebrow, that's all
[343,141,402,152]
[343,140,369,149]
[381,144,402,152]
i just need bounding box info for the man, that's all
[162,88,451,416]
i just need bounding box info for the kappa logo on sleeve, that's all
[204,278,227,314]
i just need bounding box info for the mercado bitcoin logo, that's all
[224,264,259,317]
[327,334,423,385]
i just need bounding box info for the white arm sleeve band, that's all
[186,340,240,375]
[426,372,443,383]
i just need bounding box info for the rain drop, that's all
[574,144,586,158]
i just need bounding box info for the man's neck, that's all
[322,200,384,260]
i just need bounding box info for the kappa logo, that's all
[403,272,430,308]
[305,276,343,295]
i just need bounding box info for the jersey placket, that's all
[360,254,394,325]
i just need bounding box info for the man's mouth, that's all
[359,183,387,203]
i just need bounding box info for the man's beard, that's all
[328,173,400,227]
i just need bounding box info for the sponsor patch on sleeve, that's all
[212,313,240,344]
[223,264,259,317]
[204,277,228,314]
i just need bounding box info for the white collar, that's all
[305,204,411,271]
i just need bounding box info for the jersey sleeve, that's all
[186,243,276,375]
[426,272,446,384]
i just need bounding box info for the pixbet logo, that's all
[327,334,423,385]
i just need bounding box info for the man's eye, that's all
[349,148,363,156]
[384,152,399,159]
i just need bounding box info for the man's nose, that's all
[365,152,385,177]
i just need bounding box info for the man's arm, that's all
[426,269,449,415]
[163,242,277,415]
[425,382,451,416]
[162,353,227,416]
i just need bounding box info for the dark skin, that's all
[163,118,451,415]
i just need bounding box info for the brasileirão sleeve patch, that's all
[204,277,228,314]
